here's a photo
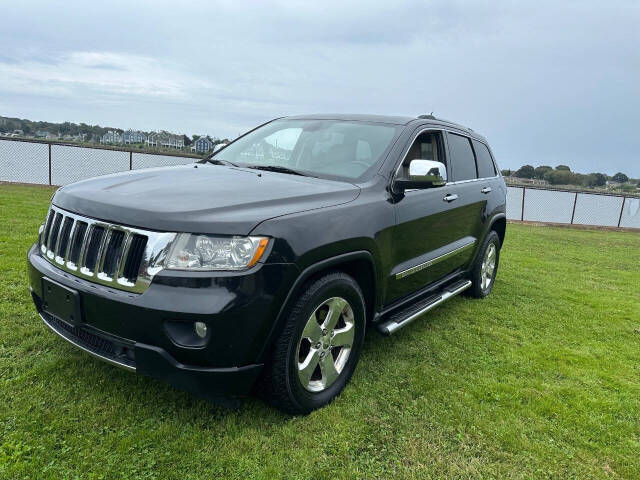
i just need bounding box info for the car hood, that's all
[52,164,360,235]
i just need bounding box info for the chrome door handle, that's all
[443,194,459,203]
[481,187,492,194]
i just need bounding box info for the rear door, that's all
[471,138,503,215]
[441,131,488,264]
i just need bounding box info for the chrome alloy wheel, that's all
[481,243,497,290]
[297,297,355,392]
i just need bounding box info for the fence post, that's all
[617,197,626,228]
[48,143,52,185]
[129,151,133,170]
[570,192,578,225]
[520,187,525,221]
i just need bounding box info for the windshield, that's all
[211,119,400,181]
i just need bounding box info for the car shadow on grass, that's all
[41,292,474,424]
[44,339,287,425]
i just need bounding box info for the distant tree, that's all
[534,166,553,179]
[191,135,200,142]
[59,122,73,135]
[572,173,585,186]
[501,169,512,177]
[584,173,607,187]
[611,172,629,183]
[515,165,535,179]
[555,165,571,171]
[544,169,572,185]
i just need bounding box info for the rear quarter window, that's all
[472,140,497,178]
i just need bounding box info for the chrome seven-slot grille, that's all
[39,205,173,293]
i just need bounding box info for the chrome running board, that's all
[377,280,472,335]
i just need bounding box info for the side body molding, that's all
[392,236,477,280]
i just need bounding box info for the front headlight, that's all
[164,234,269,271]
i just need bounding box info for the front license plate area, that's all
[42,277,82,326]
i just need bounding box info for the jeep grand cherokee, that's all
[27,114,507,413]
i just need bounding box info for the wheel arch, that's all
[489,214,507,246]
[256,251,378,363]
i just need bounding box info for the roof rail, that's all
[417,114,474,133]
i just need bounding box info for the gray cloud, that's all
[1,0,639,175]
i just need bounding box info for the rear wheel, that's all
[468,230,501,298]
[263,272,366,414]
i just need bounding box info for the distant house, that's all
[504,176,548,186]
[45,132,60,140]
[101,131,123,144]
[191,136,213,153]
[12,129,24,136]
[35,131,48,138]
[122,129,147,144]
[147,131,184,149]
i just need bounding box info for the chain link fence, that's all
[2,137,639,230]
[0,139,50,184]
[507,186,640,229]
[0,137,197,187]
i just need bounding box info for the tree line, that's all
[502,164,639,189]
[0,116,114,140]
[0,115,229,146]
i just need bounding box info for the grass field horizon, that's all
[1,184,639,479]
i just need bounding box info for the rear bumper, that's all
[27,243,299,401]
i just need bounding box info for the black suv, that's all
[27,114,506,413]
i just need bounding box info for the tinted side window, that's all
[448,133,477,181]
[404,132,443,165]
[398,131,444,179]
[473,140,496,178]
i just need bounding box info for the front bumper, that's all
[27,244,298,401]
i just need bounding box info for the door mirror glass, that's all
[395,159,447,191]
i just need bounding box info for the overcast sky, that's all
[1,1,639,176]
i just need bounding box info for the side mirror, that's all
[394,159,447,191]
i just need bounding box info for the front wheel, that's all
[263,272,366,414]
[468,230,501,298]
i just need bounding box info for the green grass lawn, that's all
[1,183,639,479]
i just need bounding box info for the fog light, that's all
[194,321,208,338]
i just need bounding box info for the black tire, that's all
[262,272,366,414]
[467,230,501,298]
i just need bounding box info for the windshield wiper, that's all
[246,165,309,177]
[201,158,239,167]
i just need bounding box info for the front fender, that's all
[254,250,379,363]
